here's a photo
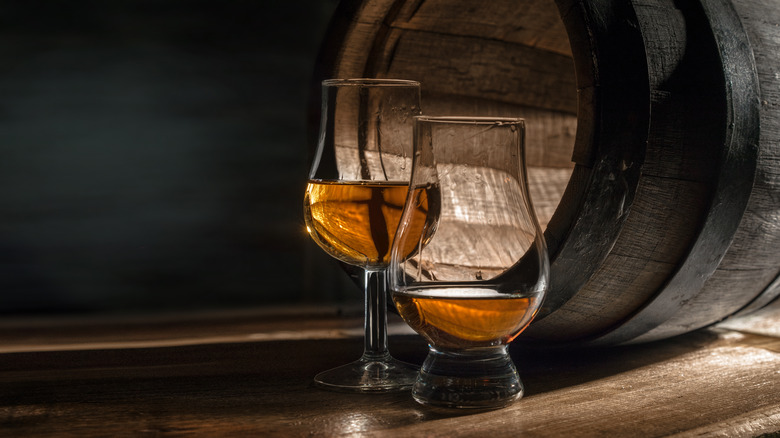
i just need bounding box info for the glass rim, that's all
[414,115,525,125]
[322,78,420,87]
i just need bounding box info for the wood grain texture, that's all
[633,0,780,342]
[529,175,712,342]
[547,0,763,345]
[533,0,649,320]
[709,0,780,313]
[324,0,396,79]
[377,29,577,113]
[423,93,577,169]
[313,0,779,345]
[527,167,572,230]
[0,309,777,436]
[312,0,578,225]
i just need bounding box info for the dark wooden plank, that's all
[640,269,780,342]
[0,307,370,353]
[531,0,650,322]
[0,311,777,436]
[610,177,712,264]
[708,0,780,314]
[640,89,722,182]
[528,255,677,343]
[532,0,763,345]
[628,0,780,343]
[529,175,710,342]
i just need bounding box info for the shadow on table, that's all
[510,329,722,396]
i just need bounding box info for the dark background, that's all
[0,0,358,314]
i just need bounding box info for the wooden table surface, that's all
[0,301,778,437]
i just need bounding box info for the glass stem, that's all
[363,268,390,360]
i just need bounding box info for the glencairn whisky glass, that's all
[390,116,549,408]
[303,78,425,392]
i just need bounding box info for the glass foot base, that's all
[314,355,419,393]
[413,346,523,409]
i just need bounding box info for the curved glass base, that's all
[314,354,419,393]
[412,346,523,409]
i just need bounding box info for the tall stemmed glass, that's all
[390,116,549,409]
[303,78,424,392]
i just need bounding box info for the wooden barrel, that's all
[311,0,780,345]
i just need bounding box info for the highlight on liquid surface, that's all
[304,180,434,268]
[393,291,540,349]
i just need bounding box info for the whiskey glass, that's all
[303,78,424,391]
[389,116,549,409]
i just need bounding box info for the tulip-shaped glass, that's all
[304,79,427,391]
[390,116,549,408]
